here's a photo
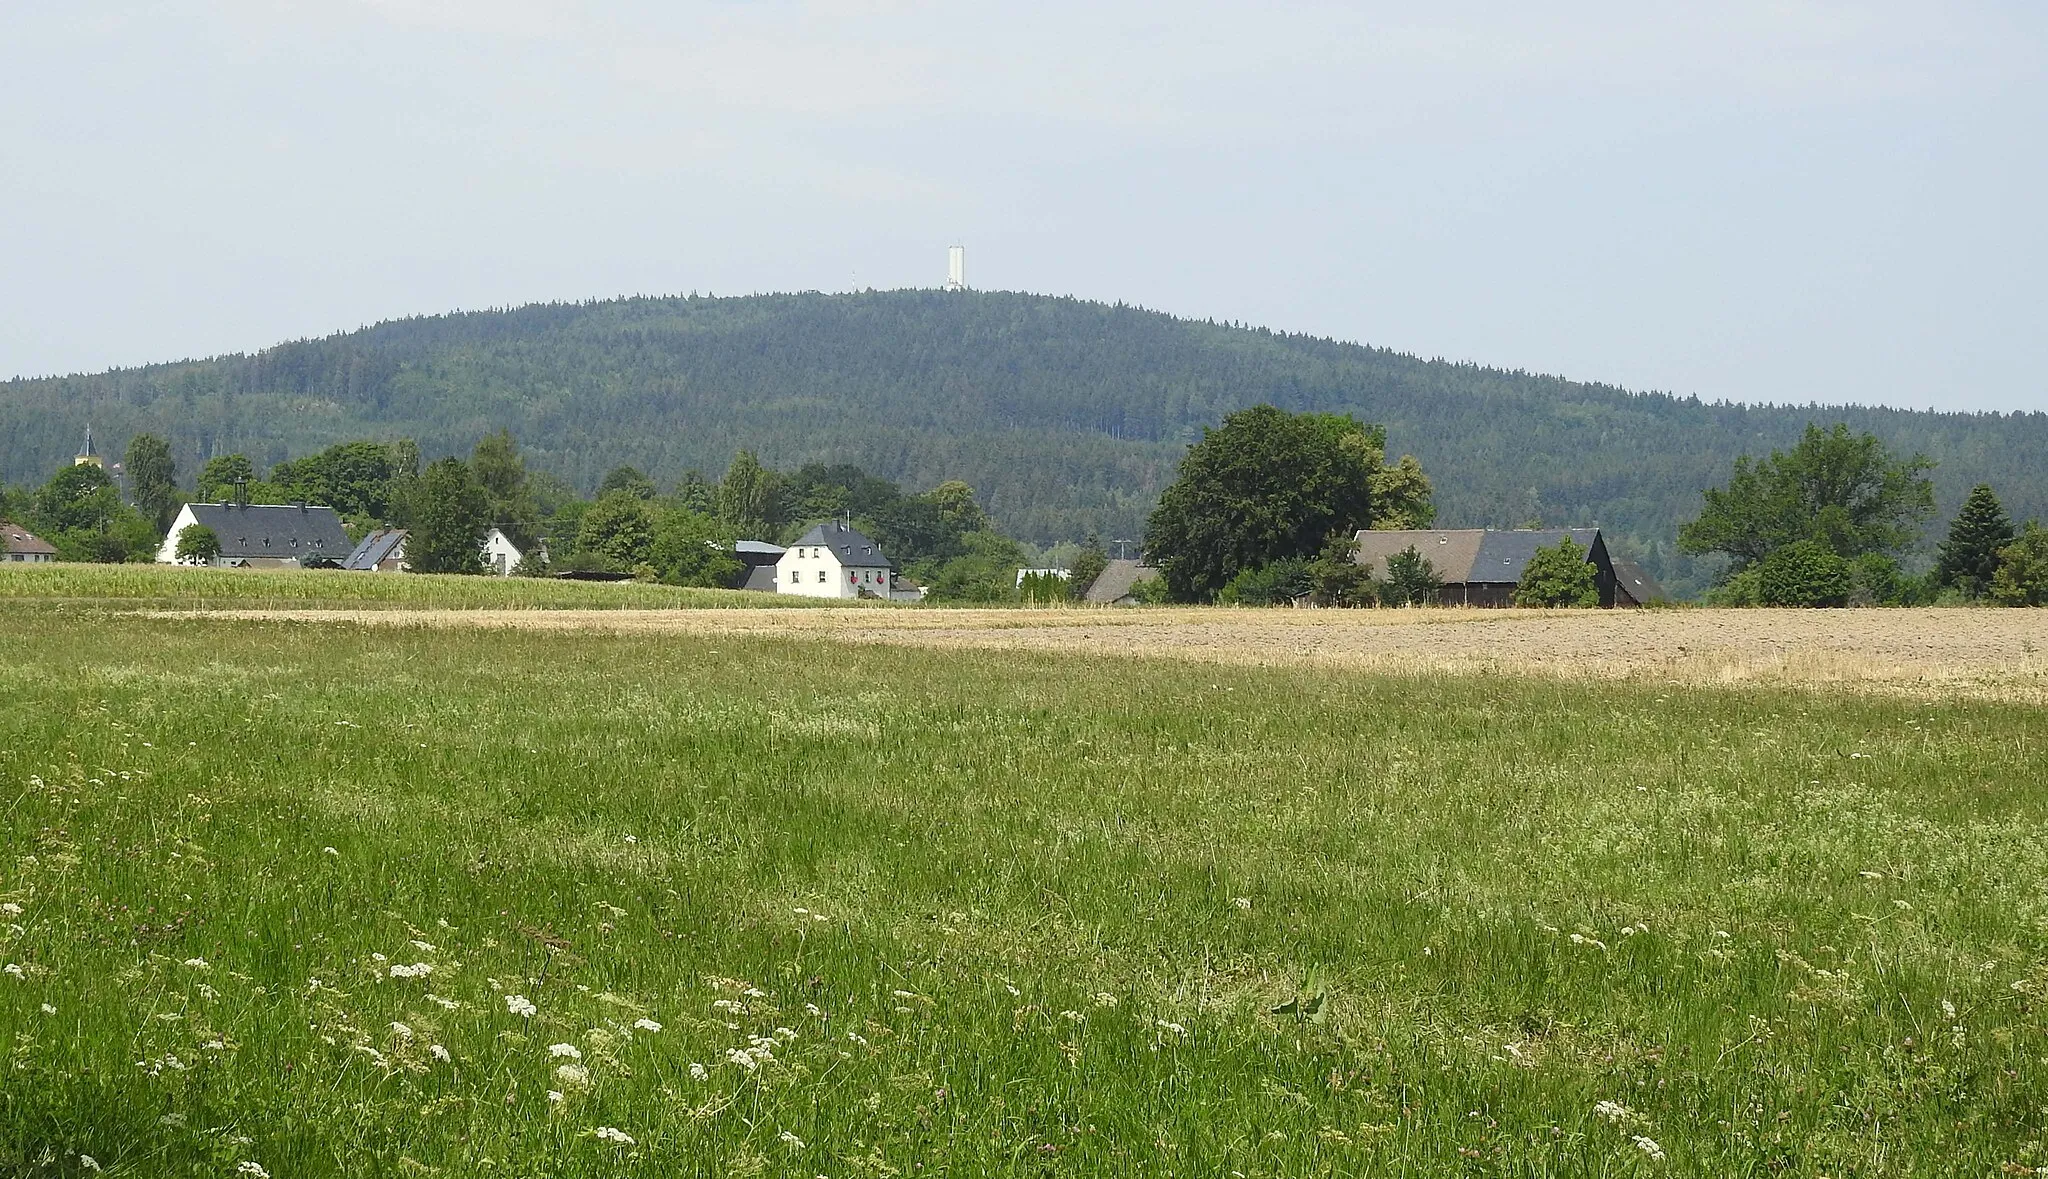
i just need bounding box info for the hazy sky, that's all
[3,2,2043,411]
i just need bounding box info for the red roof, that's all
[0,521,57,557]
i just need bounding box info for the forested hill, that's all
[4,289,2044,592]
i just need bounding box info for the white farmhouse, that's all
[775,521,893,598]
[483,528,543,577]
[158,501,352,567]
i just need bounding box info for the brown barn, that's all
[1351,528,1631,608]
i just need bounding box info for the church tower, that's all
[74,425,103,468]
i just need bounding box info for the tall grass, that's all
[1,613,2044,1175]
[0,563,860,611]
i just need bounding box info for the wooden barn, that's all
[1351,528,1633,608]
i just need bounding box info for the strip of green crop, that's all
[1,612,2043,1176]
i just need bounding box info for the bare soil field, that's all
[159,605,2048,702]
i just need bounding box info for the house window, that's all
[817,570,827,583]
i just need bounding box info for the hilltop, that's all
[4,289,2043,594]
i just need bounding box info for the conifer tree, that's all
[1934,484,2015,597]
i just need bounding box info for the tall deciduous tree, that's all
[717,451,781,537]
[1991,523,2048,607]
[1513,537,1599,607]
[124,433,177,531]
[1378,546,1442,607]
[1144,405,1426,602]
[471,430,538,550]
[1934,484,2015,597]
[1067,534,1109,600]
[198,454,256,502]
[1679,423,1935,572]
[577,492,655,569]
[405,458,489,574]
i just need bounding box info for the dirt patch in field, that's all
[153,606,2048,703]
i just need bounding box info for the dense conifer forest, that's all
[4,289,2042,595]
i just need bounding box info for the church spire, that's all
[74,424,103,468]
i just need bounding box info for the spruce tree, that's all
[1935,484,2015,596]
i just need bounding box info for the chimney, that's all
[234,477,249,508]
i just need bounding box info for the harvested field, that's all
[159,605,2048,702]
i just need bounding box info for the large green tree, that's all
[1513,537,1600,607]
[269,440,404,522]
[404,458,490,574]
[1144,405,1426,602]
[124,433,177,531]
[717,451,782,538]
[472,430,539,550]
[198,454,257,503]
[1934,484,2015,598]
[1679,423,1935,573]
[576,492,655,569]
[1990,523,2048,607]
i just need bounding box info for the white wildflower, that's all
[547,1089,565,1105]
[555,1062,591,1088]
[370,952,387,963]
[197,984,219,1000]
[1941,999,1957,1020]
[1060,1009,1084,1023]
[1091,992,1119,1007]
[633,1018,663,1033]
[623,834,637,844]
[410,940,436,953]
[236,1164,270,1178]
[426,993,460,1010]
[726,1047,762,1071]
[778,1130,805,1148]
[201,1039,225,1051]
[430,1044,451,1062]
[1155,1019,1187,1035]
[389,963,434,979]
[1594,1100,1634,1124]
[505,994,537,1017]
[804,1003,823,1017]
[2,964,20,978]
[40,1002,57,1015]
[182,957,210,970]
[594,1126,635,1145]
[743,987,766,998]
[1231,897,1252,910]
[79,1157,101,1172]
[0,903,20,916]
[846,1030,869,1047]
[323,846,339,855]
[390,1022,415,1039]
[1632,1135,1666,1162]
[549,1043,582,1060]
[689,1062,708,1080]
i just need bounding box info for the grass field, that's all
[0,564,853,611]
[3,608,2047,1176]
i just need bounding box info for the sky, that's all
[2,2,2043,412]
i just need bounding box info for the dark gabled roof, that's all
[185,502,353,561]
[1,520,57,556]
[1083,559,1161,603]
[1353,528,1602,586]
[740,564,780,593]
[343,528,407,571]
[1610,557,1669,605]
[1469,529,1603,585]
[788,521,891,567]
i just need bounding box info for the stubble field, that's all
[3,590,2047,1176]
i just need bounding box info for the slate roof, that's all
[343,528,407,571]
[787,521,891,567]
[1082,559,1161,604]
[1610,557,1669,605]
[1352,528,1603,585]
[1,520,57,557]
[186,502,353,561]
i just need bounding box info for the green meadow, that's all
[0,564,853,611]
[2,610,2045,1176]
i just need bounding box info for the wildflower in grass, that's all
[555,1062,591,1088]
[594,1126,635,1145]
[0,903,20,916]
[182,957,210,970]
[1594,1100,1635,1124]
[1232,897,1252,910]
[778,1131,805,1149]
[633,1018,662,1033]
[430,1044,451,1062]
[1632,1136,1665,1162]
[197,984,218,1000]
[236,1164,270,1178]
[1060,1009,1084,1023]
[323,846,339,855]
[410,940,436,953]
[389,963,434,979]
[845,1031,868,1047]
[689,1062,708,1080]
[506,994,538,1017]
[548,1090,565,1105]
[427,994,460,1010]
[623,835,637,844]
[79,1157,100,1172]
[549,1043,582,1060]
[1092,992,1119,1007]
[3,964,21,978]
[804,1003,823,1017]
[40,1002,56,1015]
[726,1047,763,1071]
[391,1022,415,1039]
[1155,1019,1187,1036]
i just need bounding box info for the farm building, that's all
[1083,559,1162,605]
[2,520,57,563]
[157,502,353,568]
[483,528,543,577]
[734,539,787,593]
[1351,528,1628,608]
[1610,557,1669,607]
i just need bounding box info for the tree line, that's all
[0,432,1037,600]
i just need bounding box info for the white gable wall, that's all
[774,543,891,599]
[156,504,200,564]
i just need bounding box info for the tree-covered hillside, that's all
[4,289,2043,594]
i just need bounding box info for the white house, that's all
[775,521,894,599]
[158,502,352,567]
[483,528,544,577]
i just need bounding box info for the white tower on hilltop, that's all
[945,245,966,291]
